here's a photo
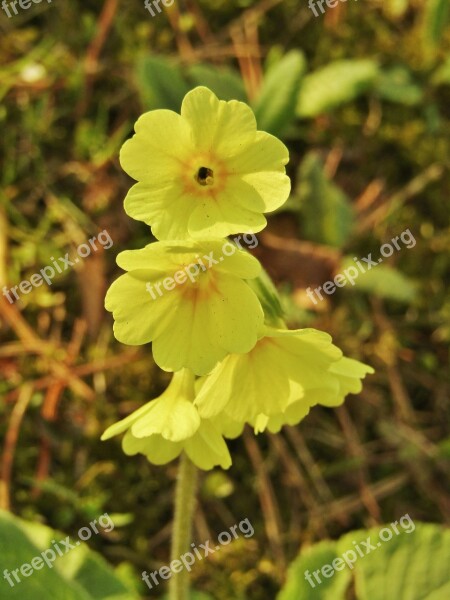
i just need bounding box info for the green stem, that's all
[169,452,198,600]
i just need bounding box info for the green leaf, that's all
[186,64,247,101]
[135,55,189,111]
[297,60,379,118]
[345,523,450,600]
[374,66,423,105]
[253,50,306,135]
[0,510,139,600]
[340,259,417,303]
[297,153,354,248]
[277,540,350,600]
[423,0,450,48]
[278,523,450,600]
[247,266,285,324]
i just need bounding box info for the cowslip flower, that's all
[120,86,291,240]
[252,356,375,433]
[195,327,373,424]
[105,238,264,375]
[101,370,231,470]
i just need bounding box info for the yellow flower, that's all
[253,356,374,433]
[101,370,231,470]
[195,327,373,425]
[105,239,264,375]
[120,87,291,240]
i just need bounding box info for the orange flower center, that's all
[179,152,228,198]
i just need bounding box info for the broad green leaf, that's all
[135,55,189,111]
[342,523,450,600]
[423,0,450,48]
[253,50,306,135]
[297,153,354,248]
[186,64,247,101]
[427,582,450,599]
[297,60,379,118]
[375,66,423,105]
[0,513,88,600]
[0,510,139,600]
[278,523,450,600]
[277,540,350,600]
[340,259,417,303]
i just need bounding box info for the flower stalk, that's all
[169,453,198,600]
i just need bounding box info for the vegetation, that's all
[1,0,449,598]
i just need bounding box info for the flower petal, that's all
[120,109,192,183]
[116,244,176,274]
[211,413,245,439]
[124,182,194,239]
[105,274,166,345]
[196,338,291,421]
[256,401,312,434]
[101,402,153,441]
[184,421,232,470]
[181,87,257,156]
[131,396,201,442]
[152,274,263,375]
[122,431,183,465]
[326,357,374,401]
[188,190,267,238]
[227,131,291,212]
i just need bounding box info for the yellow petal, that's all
[152,274,263,375]
[123,431,183,465]
[131,396,200,442]
[227,131,291,212]
[327,356,374,400]
[184,421,232,470]
[101,402,153,441]
[196,328,342,422]
[188,194,267,239]
[181,87,257,155]
[106,271,191,347]
[124,182,194,239]
[120,109,192,183]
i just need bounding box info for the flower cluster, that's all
[103,87,373,469]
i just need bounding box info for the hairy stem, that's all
[169,452,198,600]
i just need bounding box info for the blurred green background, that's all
[0,0,449,598]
